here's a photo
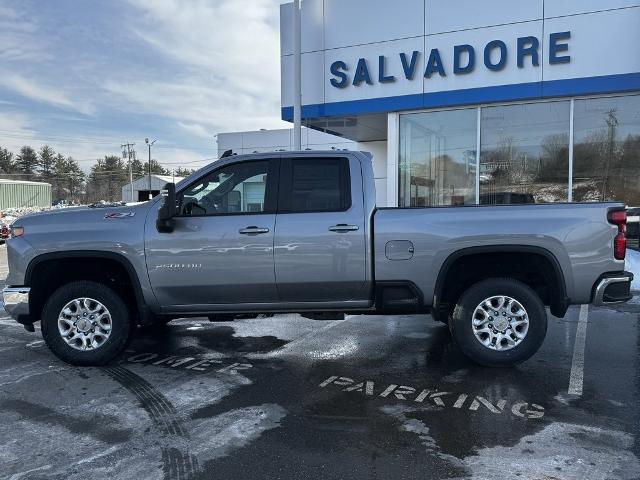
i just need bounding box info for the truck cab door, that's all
[145,158,279,308]
[273,156,368,304]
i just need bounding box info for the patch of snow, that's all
[626,249,640,290]
[189,404,286,461]
[0,204,79,225]
[381,404,464,467]
[458,422,640,480]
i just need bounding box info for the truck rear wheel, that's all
[449,278,547,367]
[41,281,131,366]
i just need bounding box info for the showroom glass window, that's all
[399,108,477,207]
[573,94,640,206]
[479,101,570,204]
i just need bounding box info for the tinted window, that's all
[281,158,351,212]
[180,161,269,215]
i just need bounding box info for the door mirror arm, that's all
[156,183,178,233]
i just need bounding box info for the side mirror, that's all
[156,183,178,233]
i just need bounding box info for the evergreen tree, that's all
[64,157,85,203]
[174,167,195,177]
[0,147,16,178]
[15,146,38,181]
[142,159,170,176]
[38,145,57,184]
[87,155,128,202]
[130,158,145,179]
[52,153,67,200]
[52,154,85,203]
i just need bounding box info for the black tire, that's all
[41,281,131,366]
[449,278,547,367]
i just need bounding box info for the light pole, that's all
[145,138,156,200]
[293,0,301,150]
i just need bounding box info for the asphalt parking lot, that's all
[0,245,639,480]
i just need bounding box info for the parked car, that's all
[0,224,9,243]
[479,192,535,205]
[2,151,634,367]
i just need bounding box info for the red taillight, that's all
[614,233,626,260]
[608,210,626,225]
[608,209,626,260]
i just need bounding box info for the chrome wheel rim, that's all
[58,297,112,351]
[471,295,529,351]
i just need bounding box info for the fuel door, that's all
[385,240,414,261]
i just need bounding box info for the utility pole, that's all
[145,138,156,200]
[121,142,135,202]
[602,109,618,201]
[293,0,302,150]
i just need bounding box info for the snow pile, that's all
[0,204,77,225]
[627,248,640,290]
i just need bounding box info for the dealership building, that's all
[279,0,640,208]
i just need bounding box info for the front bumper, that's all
[3,286,30,319]
[592,272,634,306]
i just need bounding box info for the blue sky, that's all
[0,0,288,171]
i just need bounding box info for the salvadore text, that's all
[330,31,571,89]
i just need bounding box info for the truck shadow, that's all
[131,323,289,356]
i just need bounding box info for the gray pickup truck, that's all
[2,151,634,367]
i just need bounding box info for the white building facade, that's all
[217,127,388,206]
[280,0,640,207]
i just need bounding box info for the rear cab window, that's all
[278,157,351,213]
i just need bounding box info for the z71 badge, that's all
[104,211,135,219]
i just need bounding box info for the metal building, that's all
[0,179,51,209]
[121,175,184,203]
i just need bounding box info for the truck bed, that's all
[374,202,623,306]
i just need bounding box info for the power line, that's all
[159,157,218,165]
[0,129,217,151]
[2,144,216,172]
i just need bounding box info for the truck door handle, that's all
[239,226,270,235]
[328,224,359,233]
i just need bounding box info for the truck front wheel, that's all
[41,281,131,366]
[449,278,547,367]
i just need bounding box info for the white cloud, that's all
[0,5,49,63]
[104,78,286,135]
[0,74,94,115]
[126,0,280,86]
[151,145,219,171]
[0,112,38,145]
[178,121,213,139]
[118,0,288,134]
[0,113,115,170]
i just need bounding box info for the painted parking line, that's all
[568,304,589,396]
